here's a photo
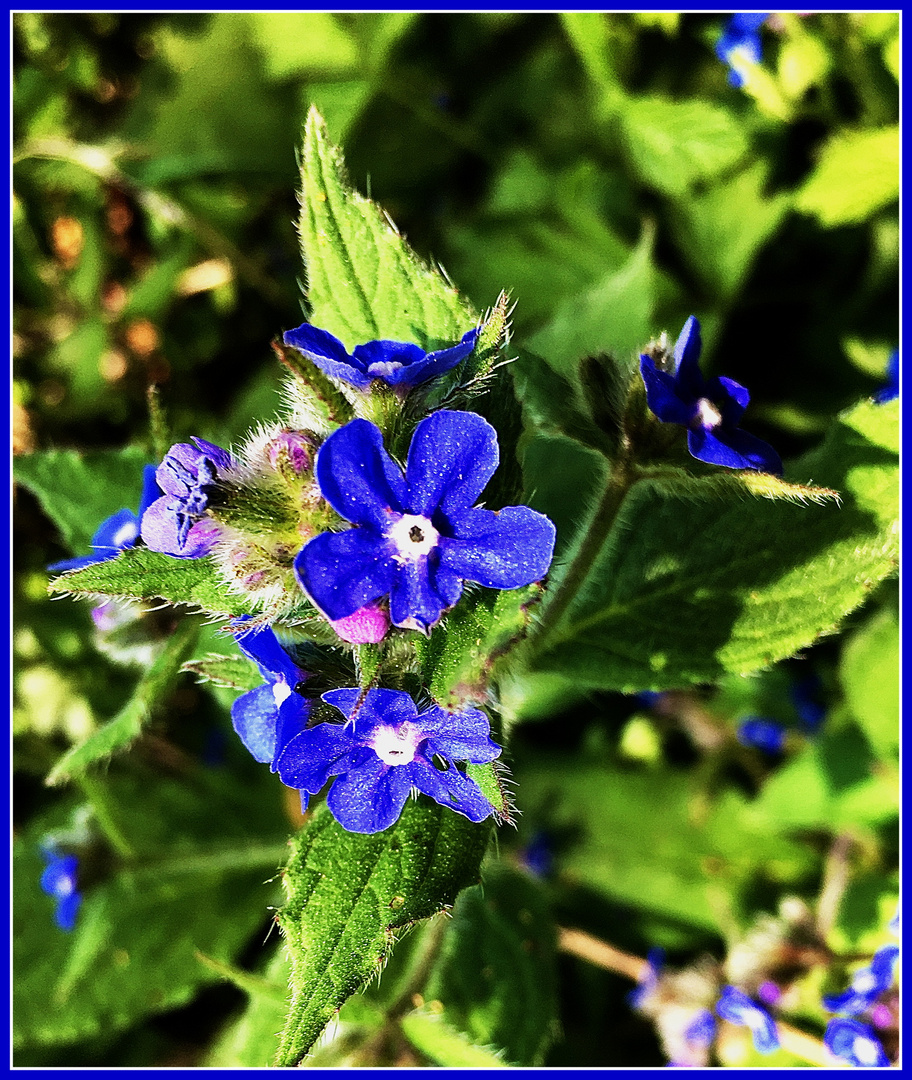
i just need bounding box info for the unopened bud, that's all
[267,429,315,479]
[330,604,391,644]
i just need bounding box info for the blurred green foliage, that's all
[13,12,898,1068]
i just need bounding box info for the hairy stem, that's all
[75,774,136,860]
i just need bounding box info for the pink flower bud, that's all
[330,603,390,644]
[267,430,314,476]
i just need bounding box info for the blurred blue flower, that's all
[283,323,478,392]
[48,465,162,573]
[520,829,554,878]
[715,13,770,88]
[640,316,783,475]
[273,687,502,833]
[823,945,899,1016]
[295,411,556,633]
[141,439,233,558]
[39,847,82,932]
[736,716,786,754]
[873,349,899,404]
[824,1018,889,1067]
[230,622,311,766]
[716,986,780,1053]
[683,1009,717,1048]
[790,673,826,735]
[628,946,665,1008]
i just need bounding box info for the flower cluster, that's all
[822,929,899,1068]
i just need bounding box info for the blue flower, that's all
[823,945,900,1016]
[230,622,311,765]
[874,350,898,404]
[640,316,783,475]
[824,1018,890,1067]
[141,438,234,558]
[716,986,780,1054]
[520,829,554,879]
[715,13,770,88]
[628,946,665,1008]
[48,465,162,573]
[39,848,82,932]
[283,323,479,392]
[295,410,556,633]
[790,673,826,734]
[737,716,786,754]
[683,1009,717,1049]
[273,687,501,834]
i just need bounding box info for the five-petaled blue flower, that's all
[640,316,783,475]
[715,13,770,88]
[295,410,556,633]
[824,1018,890,1067]
[49,465,162,573]
[737,716,786,754]
[141,438,234,559]
[874,350,899,404]
[230,622,312,766]
[716,986,780,1054]
[273,687,501,834]
[39,847,82,932]
[823,945,899,1016]
[283,323,479,392]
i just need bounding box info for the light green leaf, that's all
[619,95,749,198]
[248,13,358,80]
[297,106,476,349]
[14,446,150,553]
[840,607,899,760]
[275,798,491,1066]
[46,620,200,785]
[183,652,263,692]
[206,948,291,1067]
[401,1010,508,1067]
[534,400,898,691]
[795,126,899,226]
[48,547,257,619]
[422,864,559,1066]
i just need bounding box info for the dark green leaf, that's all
[840,608,899,760]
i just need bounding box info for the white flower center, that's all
[367,360,404,378]
[853,1036,880,1066]
[694,398,723,430]
[853,971,877,993]
[369,722,422,766]
[112,521,139,548]
[388,513,439,562]
[272,679,292,709]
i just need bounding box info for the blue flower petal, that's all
[352,339,426,377]
[326,757,412,833]
[284,323,372,389]
[737,717,786,754]
[440,505,556,590]
[687,426,783,475]
[315,418,408,529]
[708,375,751,424]
[139,463,164,518]
[404,409,499,520]
[91,508,140,554]
[382,328,478,388]
[640,356,696,426]
[55,890,82,932]
[191,437,234,473]
[231,684,283,764]
[410,759,495,822]
[275,721,364,792]
[389,558,452,631]
[716,986,779,1054]
[419,704,502,763]
[824,1018,890,1067]
[672,315,705,396]
[295,527,396,622]
[234,623,304,687]
[323,686,417,730]
[141,495,222,558]
[40,854,79,899]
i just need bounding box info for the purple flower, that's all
[141,438,234,558]
[737,717,786,754]
[230,622,311,765]
[48,465,162,573]
[823,945,900,1016]
[716,986,780,1054]
[39,848,82,932]
[295,410,556,633]
[824,1018,890,1067]
[874,350,899,404]
[715,13,770,88]
[283,323,478,392]
[640,316,783,475]
[273,687,501,834]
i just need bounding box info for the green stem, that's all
[75,774,136,860]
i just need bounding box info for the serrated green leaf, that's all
[14,446,150,553]
[417,585,540,710]
[840,608,899,760]
[400,1009,508,1067]
[46,620,200,785]
[183,652,262,692]
[48,547,256,618]
[422,864,559,1065]
[533,400,898,691]
[795,126,899,226]
[298,107,476,349]
[275,798,491,1066]
[619,95,749,198]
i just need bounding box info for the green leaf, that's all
[795,126,899,226]
[840,607,899,760]
[275,798,491,1066]
[206,948,291,1067]
[534,400,898,691]
[618,95,749,198]
[400,1010,508,1067]
[248,12,359,80]
[417,585,541,710]
[48,547,256,619]
[421,864,559,1066]
[298,106,476,349]
[183,652,262,692]
[14,446,150,554]
[46,620,200,785]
